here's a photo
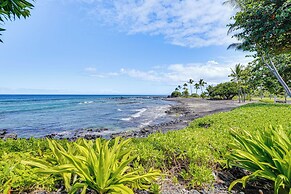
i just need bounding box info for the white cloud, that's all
[80,0,235,47]
[85,56,252,85]
[119,56,252,85]
[120,68,162,81]
[85,67,120,78]
[120,61,232,85]
[84,67,97,73]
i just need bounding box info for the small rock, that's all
[0,129,7,136]
[4,133,17,140]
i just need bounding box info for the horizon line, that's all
[0,94,169,96]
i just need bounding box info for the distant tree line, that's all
[171,0,291,103]
[171,79,207,98]
[170,53,290,102]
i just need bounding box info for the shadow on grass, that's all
[237,102,291,109]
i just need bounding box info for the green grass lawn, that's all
[0,103,290,192]
[130,103,291,188]
[251,97,289,103]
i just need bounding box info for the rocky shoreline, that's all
[111,98,249,138]
[0,98,249,141]
[0,129,17,140]
[1,98,272,194]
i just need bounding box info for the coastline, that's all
[1,98,278,194]
[111,97,250,138]
[0,98,250,140]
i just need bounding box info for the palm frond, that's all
[227,43,243,50]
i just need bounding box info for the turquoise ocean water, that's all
[0,95,174,138]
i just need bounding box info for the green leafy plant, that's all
[227,126,291,194]
[24,137,160,194]
[22,139,80,192]
[0,152,55,194]
[149,183,161,194]
[0,0,34,42]
[131,103,291,188]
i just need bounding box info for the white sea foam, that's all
[139,120,152,127]
[121,117,131,121]
[132,108,147,118]
[138,105,170,127]
[117,109,122,111]
[120,108,147,121]
[79,101,94,105]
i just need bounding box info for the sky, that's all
[0,0,251,95]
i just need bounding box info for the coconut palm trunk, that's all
[189,85,192,95]
[262,55,291,97]
[238,88,241,103]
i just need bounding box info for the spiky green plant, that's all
[227,126,291,194]
[24,137,160,194]
[21,139,81,192]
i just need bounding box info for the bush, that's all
[182,89,189,97]
[190,93,200,98]
[0,138,57,194]
[24,137,160,194]
[228,126,291,194]
[171,91,181,98]
[200,92,207,99]
[0,152,56,194]
[207,82,238,100]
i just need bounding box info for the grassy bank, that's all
[131,103,291,188]
[0,103,290,193]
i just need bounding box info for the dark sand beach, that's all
[111,98,250,138]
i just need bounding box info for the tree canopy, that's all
[227,0,291,96]
[228,0,291,55]
[0,0,34,42]
[207,82,238,100]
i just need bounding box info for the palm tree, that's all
[183,83,188,90]
[177,85,182,92]
[198,79,207,93]
[194,83,200,95]
[182,83,189,97]
[229,64,244,103]
[224,0,291,97]
[188,79,194,95]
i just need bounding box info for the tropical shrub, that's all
[182,89,189,97]
[200,92,207,99]
[228,126,291,194]
[0,138,59,194]
[0,152,55,194]
[24,137,160,194]
[171,90,181,98]
[0,138,52,156]
[190,93,199,98]
[207,82,238,100]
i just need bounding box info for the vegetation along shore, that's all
[0,0,290,194]
[1,101,290,193]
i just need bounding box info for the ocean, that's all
[0,95,175,138]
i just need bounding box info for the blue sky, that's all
[0,0,250,95]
